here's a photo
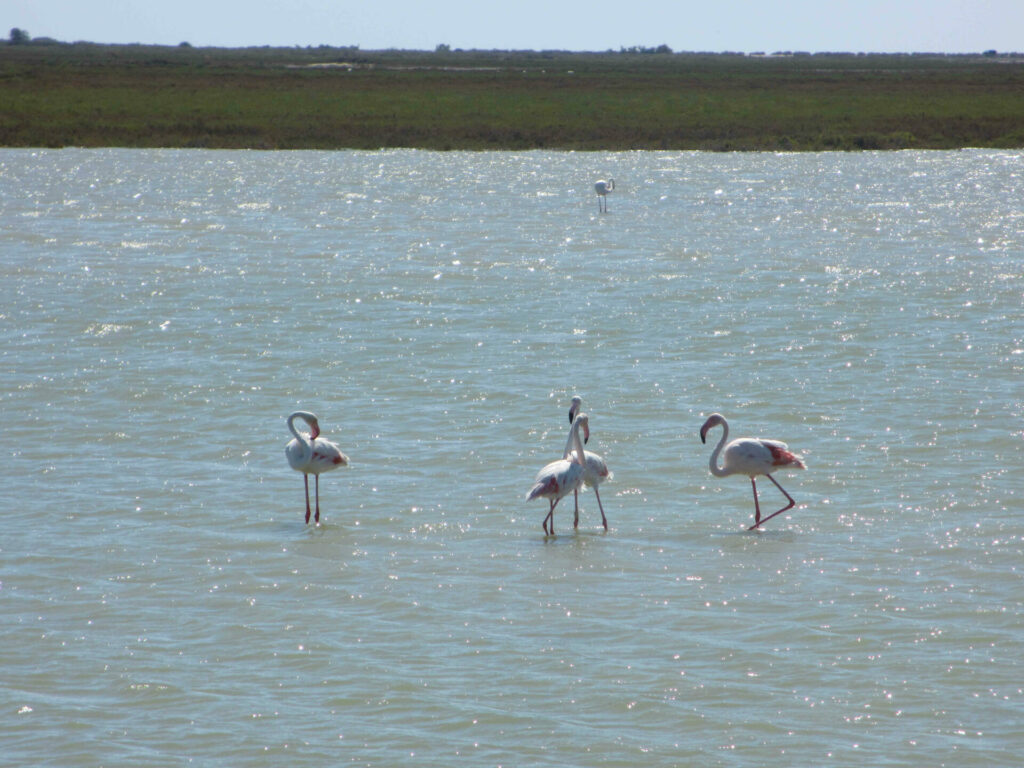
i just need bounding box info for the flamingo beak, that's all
[310,422,321,439]
[583,422,590,444]
[699,425,708,444]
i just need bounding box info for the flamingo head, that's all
[574,412,590,445]
[699,413,726,444]
[568,395,582,423]
[308,417,321,440]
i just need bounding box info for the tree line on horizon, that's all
[5,27,1015,58]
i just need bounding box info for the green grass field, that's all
[3,43,1024,150]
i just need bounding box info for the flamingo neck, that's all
[288,413,314,460]
[571,422,586,465]
[562,422,577,459]
[708,421,730,478]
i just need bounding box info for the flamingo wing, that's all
[308,438,349,473]
[527,473,561,501]
[582,450,611,486]
[528,458,584,501]
[761,439,805,469]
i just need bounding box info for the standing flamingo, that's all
[699,413,805,530]
[527,412,589,535]
[285,410,349,524]
[595,178,615,213]
[567,396,612,530]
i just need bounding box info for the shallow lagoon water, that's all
[1,147,1022,766]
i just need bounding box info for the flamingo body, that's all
[567,395,612,530]
[286,410,349,524]
[699,413,805,530]
[528,413,589,535]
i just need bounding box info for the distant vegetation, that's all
[2,40,1024,151]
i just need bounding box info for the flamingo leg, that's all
[573,488,580,529]
[543,498,560,536]
[593,486,609,531]
[748,473,797,530]
[303,474,312,524]
[314,474,321,524]
[750,477,762,526]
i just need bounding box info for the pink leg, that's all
[314,474,321,524]
[543,498,560,535]
[748,473,797,530]
[593,486,608,530]
[573,488,580,529]
[750,477,762,525]
[303,475,312,524]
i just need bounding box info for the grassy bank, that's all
[3,43,1024,150]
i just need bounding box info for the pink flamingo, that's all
[285,411,349,524]
[527,412,589,535]
[595,178,614,212]
[567,396,612,530]
[699,413,806,530]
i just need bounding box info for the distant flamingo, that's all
[285,411,349,524]
[527,412,589,535]
[699,413,806,530]
[595,178,615,212]
[567,396,612,530]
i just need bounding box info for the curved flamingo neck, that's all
[708,419,730,477]
[288,412,315,461]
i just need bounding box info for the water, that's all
[1,147,1021,766]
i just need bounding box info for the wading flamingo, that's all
[285,411,349,524]
[567,395,612,530]
[595,178,614,212]
[699,413,805,530]
[527,412,589,536]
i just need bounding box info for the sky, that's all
[10,0,1024,53]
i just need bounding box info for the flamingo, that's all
[567,396,612,530]
[285,410,349,524]
[527,412,589,535]
[699,413,806,530]
[595,178,614,213]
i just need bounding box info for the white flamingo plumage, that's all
[527,412,589,535]
[699,413,806,530]
[567,396,612,530]
[595,178,614,212]
[285,410,349,524]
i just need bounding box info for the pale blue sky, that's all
[11,0,1024,52]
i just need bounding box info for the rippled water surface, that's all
[2,148,1022,766]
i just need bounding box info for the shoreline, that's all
[3,43,1024,151]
